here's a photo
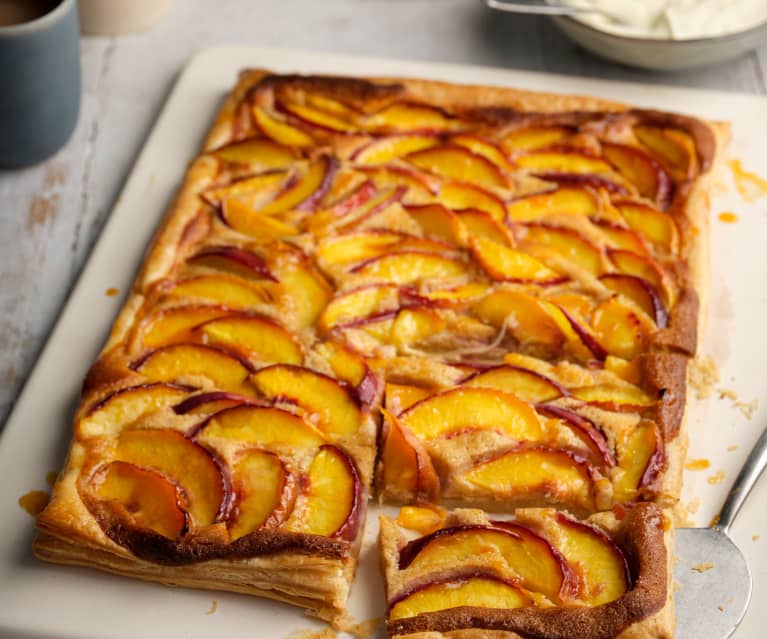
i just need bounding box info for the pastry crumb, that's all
[692,562,714,573]
[205,599,218,615]
[105,287,120,297]
[727,445,739,452]
[287,628,337,639]
[717,388,759,419]
[707,470,726,485]
[673,580,682,593]
[348,618,381,639]
[753,534,761,542]
[685,458,711,471]
[686,498,701,515]
[689,355,719,399]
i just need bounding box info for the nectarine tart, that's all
[34,69,724,632]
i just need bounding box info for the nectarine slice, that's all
[251,365,363,436]
[196,315,302,365]
[407,145,507,190]
[451,134,514,173]
[400,524,567,602]
[405,203,467,245]
[380,411,439,501]
[210,137,297,169]
[220,198,298,240]
[195,405,325,448]
[390,308,447,347]
[608,249,675,307]
[463,446,594,510]
[516,151,613,175]
[278,100,358,134]
[599,273,668,327]
[138,306,229,348]
[286,445,362,540]
[364,102,455,133]
[389,575,531,620]
[506,187,598,222]
[173,391,255,417]
[79,383,190,439]
[591,296,654,360]
[462,364,566,403]
[259,156,336,215]
[317,231,403,266]
[457,209,514,246]
[252,105,314,147]
[571,383,655,410]
[602,143,672,209]
[187,246,276,282]
[617,202,679,253]
[201,171,287,209]
[132,343,253,395]
[228,450,295,540]
[470,236,565,284]
[590,219,649,256]
[400,387,542,441]
[166,275,276,309]
[517,224,604,275]
[553,512,629,605]
[318,284,400,333]
[501,126,571,153]
[634,124,697,177]
[94,461,187,539]
[385,383,432,414]
[438,181,507,221]
[352,134,439,165]
[273,254,333,330]
[613,420,664,502]
[472,289,565,353]
[419,282,490,305]
[350,251,470,285]
[396,504,447,536]
[115,428,225,527]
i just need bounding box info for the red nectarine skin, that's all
[87,383,194,416]
[172,391,260,415]
[600,273,668,328]
[276,100,357,135]
[398,524,521,569]
[387,568,530,610]
[188,246,278,282]
[535,404,616,468]
[129,343,256,375]
[325,179,376,217]
[554,512,632,592]
[324,445,365,542]
[296,156,339,212]
[557,306,608,361]
[531,172,630,196]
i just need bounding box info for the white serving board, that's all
[1,46,766,639]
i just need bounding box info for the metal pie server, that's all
[674,426,767,638]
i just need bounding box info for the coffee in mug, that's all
[0,0,59,27]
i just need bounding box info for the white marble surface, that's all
[1,0,766,426]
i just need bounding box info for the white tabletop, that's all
[1,0,766,426]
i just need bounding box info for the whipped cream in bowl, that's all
[554,0,767,40]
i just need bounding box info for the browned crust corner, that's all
[387,503,667,639]
[639,351,688,440]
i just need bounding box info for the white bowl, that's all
[550,14,767,71]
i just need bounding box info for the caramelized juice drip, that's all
[717,212,738,223]
[105,287,120,297]
[707,470,726,485]
[728,159,767,202]
[684,458,711,471]
[18,490,49,516]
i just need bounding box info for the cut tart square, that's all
[34,68,724,631]
[380,504,673,638]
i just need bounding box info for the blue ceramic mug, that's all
[0,0,80,168]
